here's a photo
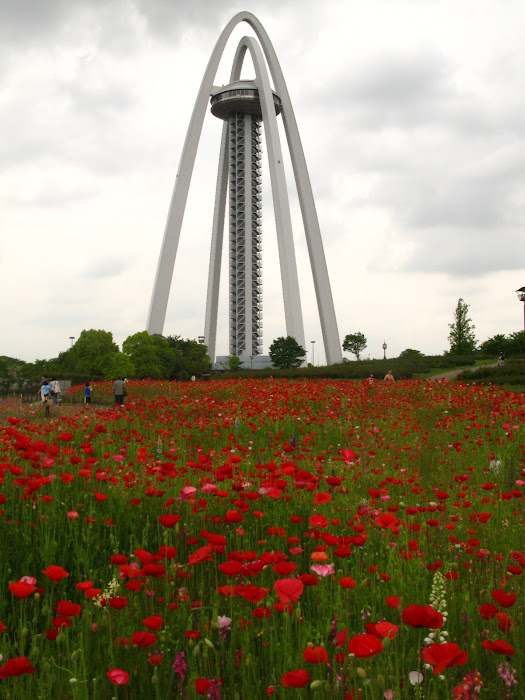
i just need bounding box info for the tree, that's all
[269,336,306,369]
[223,355,242,371]
[398,348,425,359]
[122,332,176,379]
[69,330,119,377]
[342,332,367,360]
[103,352,135,379]
[479,334,509,357]
[448,299,477,354]
[166,336,211,379]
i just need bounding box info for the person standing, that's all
[50,378,62,405]
[498,353,505,369]
[84,382,92,405]
[384,369,395,383]
[40,380,51,417]
[113,375,125,406]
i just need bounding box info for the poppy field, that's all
[0,378,524,699]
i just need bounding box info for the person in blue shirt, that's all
[84,382,92,404]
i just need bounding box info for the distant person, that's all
[498,353,505,369]
[84,382,92,405]
[366,374,375,385]
[113,375,125,406]
[191,375,196,382]
[50,378,62,405]
[384,369,395,383]
[40,380,51,417]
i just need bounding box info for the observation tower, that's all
[210,80,282,358]
[146,12,342,367]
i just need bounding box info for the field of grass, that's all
[0,378,523,698]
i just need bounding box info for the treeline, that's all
[0,330,212,394]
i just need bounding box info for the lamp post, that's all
[382,341,387,360]
[198,336,205,379]
[515,288,525,382]
[69,336,75,348]
[250,355,253,370]
[311,340,315,366]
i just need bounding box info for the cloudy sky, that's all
[2,0,525,365]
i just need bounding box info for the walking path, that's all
[430,363,497,381]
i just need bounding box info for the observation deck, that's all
[210,80,282,120]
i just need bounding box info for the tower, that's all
[147,12,342,366]
[210,81,282,358]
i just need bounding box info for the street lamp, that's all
[198,336,205,379]
[382,341,387,360]
[250,355,254,370]
[69,336,75,348]
[311,340,315,366]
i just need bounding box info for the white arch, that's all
[147,11,342,365]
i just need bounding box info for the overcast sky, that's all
[2,0,525,365]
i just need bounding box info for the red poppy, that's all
[142,616,163,631]
[402,604,443,629]
[0,656,35,679]
[196,678,210,694]
[272,561,297,576]
[490,589,516,608]
[131,631,157,647]
[55,601,81,617]
[482,639,516,655]
[302,646,328,663]
[478,603,497,620]
[339,577,355,589]
[158,514,182,528]
[423,642,468,674]
[274,578,304,603]
[108,596,129,610]
[281,669,309,688]
[385,595,401,608]
[365,622,398,640]
[42,565,70,583]
[8,581,36,598]
[347,634,383,658]
[107,668,130,685]
[185,630,200,640]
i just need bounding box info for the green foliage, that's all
[399,348,425,359]
[122,332,175,379]
[269,336,306,369]
[103,352,135,380]
[224,355,242,371]
[457,356,525,386]
[69,329,119,377]
[448,298,477,354]
[479,333,508,356]
[342,332,367,360]
[165,336,211,379]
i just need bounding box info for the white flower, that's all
[408,671,423,686]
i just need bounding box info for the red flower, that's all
[302,646,328,663]
[272,561,297,576]
[108,596,129,610]
[158,514,182,528]
[8,582,36,598]
[281,669,309,688]
[131,631,157,647]
[482,639,516,655]
[185,630,200,640]
[490,589,516,608]
[423,642,468,675]
[107,668,130,685]
[339,577,355,589]
[402,604,443,629]
[347,634,383,658]
[142,615,163,631]
[274,578,304,603]
[385,596,401,608]
[55,601,81,617]
[365,622,398,640]
[42,565,69,583]
[478,603,497,620]
[196,678,210,694]
[0,656,35,679]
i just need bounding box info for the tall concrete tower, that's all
[147,12,342,366]
[210,81,282,358]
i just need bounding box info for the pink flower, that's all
[107,668,129,685]
[311,564,335,577]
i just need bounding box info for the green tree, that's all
[507,331,525,356]
[269,336,306,369]
[479,334,509,357]
[223,355,242,371]
[166,336,211,379]
[69,330,119,377]
[123,332,176,379]
[103,352,136,379]
[448,299,477,354]
[342,332,367,360]
[398,348,425,359]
